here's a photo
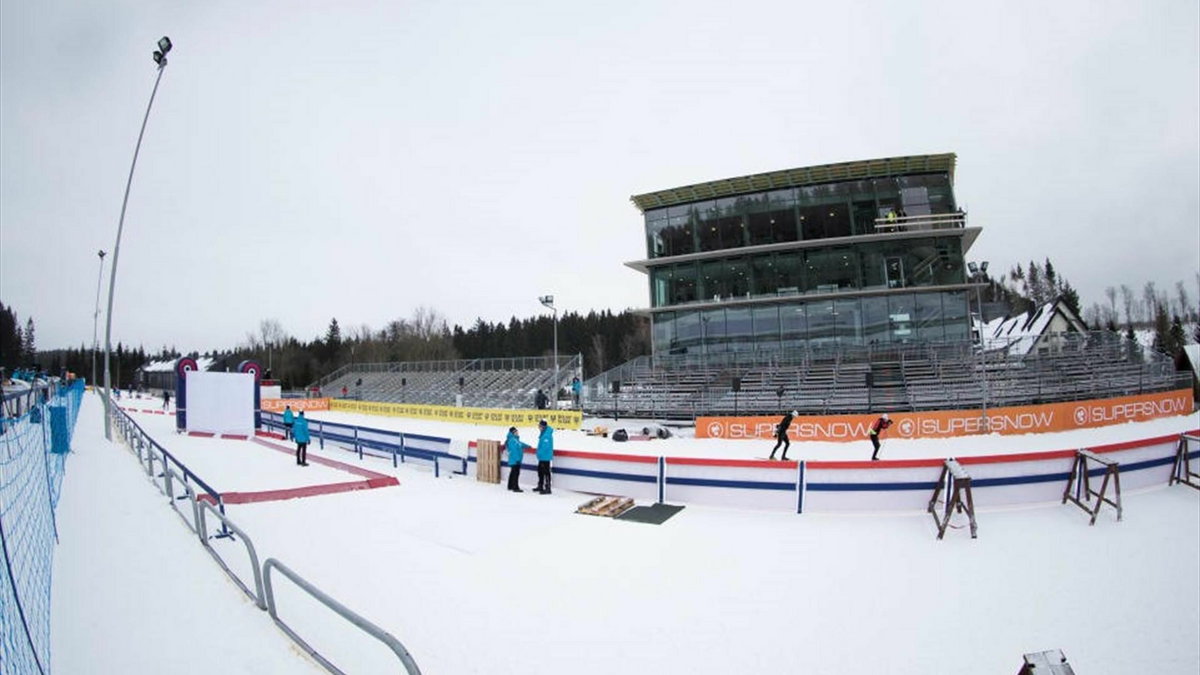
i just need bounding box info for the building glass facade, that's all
[628,155,978,356]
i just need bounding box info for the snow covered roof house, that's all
[979,297,1088,357]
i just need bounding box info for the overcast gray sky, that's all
[2,0,1197,354]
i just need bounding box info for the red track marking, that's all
[251,436,398,481]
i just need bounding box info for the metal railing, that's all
[107,398,424,673]
[196,499,265,608]
[264,558,422,675]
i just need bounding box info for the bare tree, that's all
[1142,282,1158,324]
[589,333,607,376]
[1120,285,1135,328]
[1176,281,1192,323]
[1104,286,1118,326]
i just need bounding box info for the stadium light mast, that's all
[539,295,558,404]
[968,260,990,421]
[103,36,173,441]
[92,250,107,390]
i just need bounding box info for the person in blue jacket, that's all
[282,405,295,440]
[571,377,582,408]
[505,426,532,492]
[292,411,310,466]
[535,419,554,494]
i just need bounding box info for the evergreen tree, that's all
[0,302,21,371]
[22,318,36,365]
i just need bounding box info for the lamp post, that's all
[103,36,173,440]
[968,260,990,421]
[539,295,558,403]
[91,250,107,390]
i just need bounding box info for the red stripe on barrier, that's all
[251,437,395,481]
[958,449,1075,465]
[555,449,659,463]
[808,458,944,469]
[667,456,797,468]
[187,431,215,438]
[1088,431,1197,454]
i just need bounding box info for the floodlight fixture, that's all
[158,36,172,54]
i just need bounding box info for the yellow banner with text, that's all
[330,399,582,429]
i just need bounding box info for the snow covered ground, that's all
[52,395,1200,674]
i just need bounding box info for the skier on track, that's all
[769,410,797,461]
[869,413,892,461]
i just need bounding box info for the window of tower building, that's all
[781,305,809,350]
[804,247,859,292]
[675,311,701,353]
[748,209,798,246]
[727,259,750,298]
[646,209,669,257]
[665,205,696,256]
[751,255,781,296]
[807,300,837,347]
[862,295,890,344]
[834,298,863,345]
[700,260,725,301]
[775,252,803,294]
[726,307,753,351]
[651,266,673,307]
[700,309,727,354]
[652,311,675,354]
[942,290,969,340]
[669,263,698,304]
[888,294,916,342]
[915,292,946,340]
[753,305,781,350]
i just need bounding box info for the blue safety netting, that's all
[1,379,84,675]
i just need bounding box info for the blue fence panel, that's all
[0,379,84,675]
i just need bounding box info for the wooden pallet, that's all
[576,495,635,518]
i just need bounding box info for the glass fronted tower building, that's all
[626,153,980,357]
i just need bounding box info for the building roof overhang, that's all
[630,153,957,213]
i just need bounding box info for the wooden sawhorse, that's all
[1170,433,1200,490]
[1062,449,1122,525]
[927,458,978,540]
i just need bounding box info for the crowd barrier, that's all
[463,427,1200,515]
[108,400,422,674]
[261,411,465,478]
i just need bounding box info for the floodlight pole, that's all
[540,295,558,404]
[92,250,107,390]
[970,261,990,424]
[104,38,171,440]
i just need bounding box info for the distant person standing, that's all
[505,426,532,492]
[293,411,310,466]
[535,419,554,494]
[869,413,893,461]
[534,388,548,410]
[282,405,295,440]
[769,410,797,461]
[162,389,171,410]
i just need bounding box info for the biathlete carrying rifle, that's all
[868,413,892,461]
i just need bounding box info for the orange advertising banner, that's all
[261,398,330,413]
[696,389,1194,442]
